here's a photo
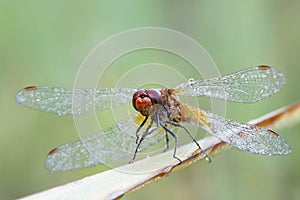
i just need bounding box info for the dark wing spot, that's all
[258,65,270,71]
[267,129,279,137]
[24,86,37,91]
[48,148,59,156]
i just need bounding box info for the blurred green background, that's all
[1,1,300,199]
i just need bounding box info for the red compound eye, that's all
[132,89,162,116]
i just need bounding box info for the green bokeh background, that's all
[1,1,300,199]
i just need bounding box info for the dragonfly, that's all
[16,65,291,172]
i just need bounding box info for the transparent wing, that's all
[173,66,286,103]
[45,114,166,172]
[180,104,291,155]
[16,86,137,115]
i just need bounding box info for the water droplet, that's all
[188,78,195,83]
[205,156,212,163]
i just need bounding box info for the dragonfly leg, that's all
[164,130,169,152]
[130,119,154,163]
[154,112,169,152]
[166,121,212,163]
[160,123,182,164]
[135,116,148,144]
[129,134,146,163]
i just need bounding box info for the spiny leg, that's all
[135,116,148,144]
[130,119,154,163]
[153,112,169,152]
[164,130,169,152]
[166,121,212,163]
[160,123,182,164]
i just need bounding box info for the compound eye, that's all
[132,89,162,116]
[132,90,152,116]
[145,90,162,105]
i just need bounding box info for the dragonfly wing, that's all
[45,114,166,172]
[180,104,291,156]
[16,86,137,115]
[174,66,286,103]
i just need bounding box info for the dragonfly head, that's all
[132,89,162,116]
